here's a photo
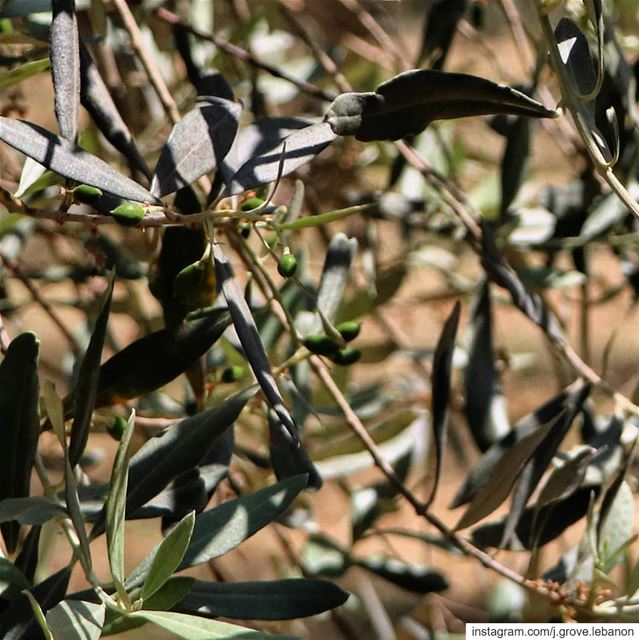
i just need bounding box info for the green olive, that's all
[241,197,265,211]
[173,258,216,312]
[73,184,103,204]
[303,334,340,356]
[107,415,127,441]
[277,253,298,278]
[110,202,145,227]
[221,365,245,383]
[336,321,361,342]
[331,347,362,366]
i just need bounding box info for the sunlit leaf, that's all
[151,98,241,198]
[0,117,159,203]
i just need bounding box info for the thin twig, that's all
[154,7,336,102]
[0,248,82,354]
[111,0,181,125]
[336,0,411,72]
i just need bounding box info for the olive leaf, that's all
[213,243,297,440]
[554,18,612,163]
[472,484,599,550]
[454,411,565,531]
[324,69,556,142]
[46,600,105,640]
[0,58,50,91]
[426,300,461,506]
[218,116,313,186]
[68,271,114,467]
[93,308,231,407]
[352,555,448,593]
[451,384,586,509]
[0,117,159,203]
[79,42,150,179]
[0,332,40,553]
[51,0,80,144]
[174,579,348,621]
[464,280,509,452]
[224,122,337,196]
[151,98,242,198]
[418,0,468,69]
[499,384,590,548]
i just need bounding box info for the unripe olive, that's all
[331,347,362,366]
[73,184,103,204]
[277,253,298,278]
[241,197,265,211]
[107,415,127,441]
[303,334,340,356]
[173,258,216,312]
[221,365,245,383]
[336,321,361,342]
[111,202,145,227]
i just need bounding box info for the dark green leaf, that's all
[451,385,586,509]
[94,309,231,407]
[418,0,468,68]
[0,567,71,640]
[302,534,350,578]
[99,388,254,536]
[325,69,555,141]
[0,0,51,16]
[213,244,297,440]
[455,410,566,531]
[178,475,307,572]
[175,578,348,620]
[51,0,80,144]
[68,272,114,467]
[500,115,530,216]
[0,117,159,203]
[500,384,590,547]
[224,122,336,196]
[464,280,509,452]
[427,300,460,506]
[472,484,599,550]
[0,496,66,524]
[151,98,241,198]
[268,410,322,491]
[0,558,31,597]
[0,332,40,553]
[0,59,50,91]
[79,42,150,179]
[353,555,448,593]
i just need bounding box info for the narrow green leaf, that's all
[0,59,50,91]
[353,555,448,593]
[46,600,105,640]
[130,610,296,640]
[175,578,349,620]
[0,557,31,595]
[105,411,136,593]
[141,511,195,601]
[23,591,53,640]
[455,412,564,531]
[0,117,159,203]
[175,475,307,575]
[214,243,297,440]
[42,381,66,447]
[0,332,40,552]
[0,496,66,524]
[427,300,460,506]
[79,42,150,178]
[93,309,231,407]
[68,272,114,467]
[598,480,635,573]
